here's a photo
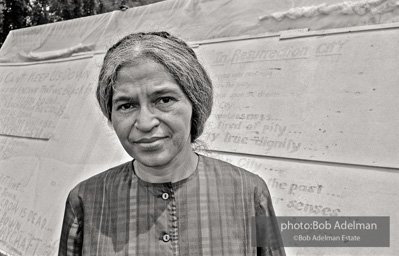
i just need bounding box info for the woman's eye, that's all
[118,103,135,110]
[158,97,174,104]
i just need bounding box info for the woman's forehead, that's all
[116,59,171,83]
[112,61,185,98]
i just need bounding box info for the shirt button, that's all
[162,193,169,200]
[162,234,170,242]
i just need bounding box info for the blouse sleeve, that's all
[254,176,286,256]
[58,189,84,256]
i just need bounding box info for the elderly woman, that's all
[59,32,284,256]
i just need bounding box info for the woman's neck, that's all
[134,151,199,183]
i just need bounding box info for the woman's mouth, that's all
[133,137,167,150]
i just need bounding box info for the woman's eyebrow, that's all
[150,87,181,97]
[112,95,137,105]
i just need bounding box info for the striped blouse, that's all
[59,154,285,256]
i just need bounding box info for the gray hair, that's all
[96,31,213,143]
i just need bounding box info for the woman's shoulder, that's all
[69,161,133,194]
[199,154,267,186]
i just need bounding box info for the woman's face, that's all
[111,59,193,169]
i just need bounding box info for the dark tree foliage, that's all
[0,3,3,42]
[30,0,63,25]
[0,0,164,48]
[0,0,30,46]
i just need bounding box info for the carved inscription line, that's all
[208,40,347,66]
[206,153,342,216]
[223,132,301,153]
[217,120,288,137]
[230,56,308,65]
[216,112,276,122]
[213,46,309,65]
[0,67,90,85]
[0,174,26,193]
[0,61,95,139]
[0,183,58,256]
[206,111,303,153]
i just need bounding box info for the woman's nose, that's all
[134,106,160,132]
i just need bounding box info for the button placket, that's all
[159,185,173,246]
[169,187,179,255]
